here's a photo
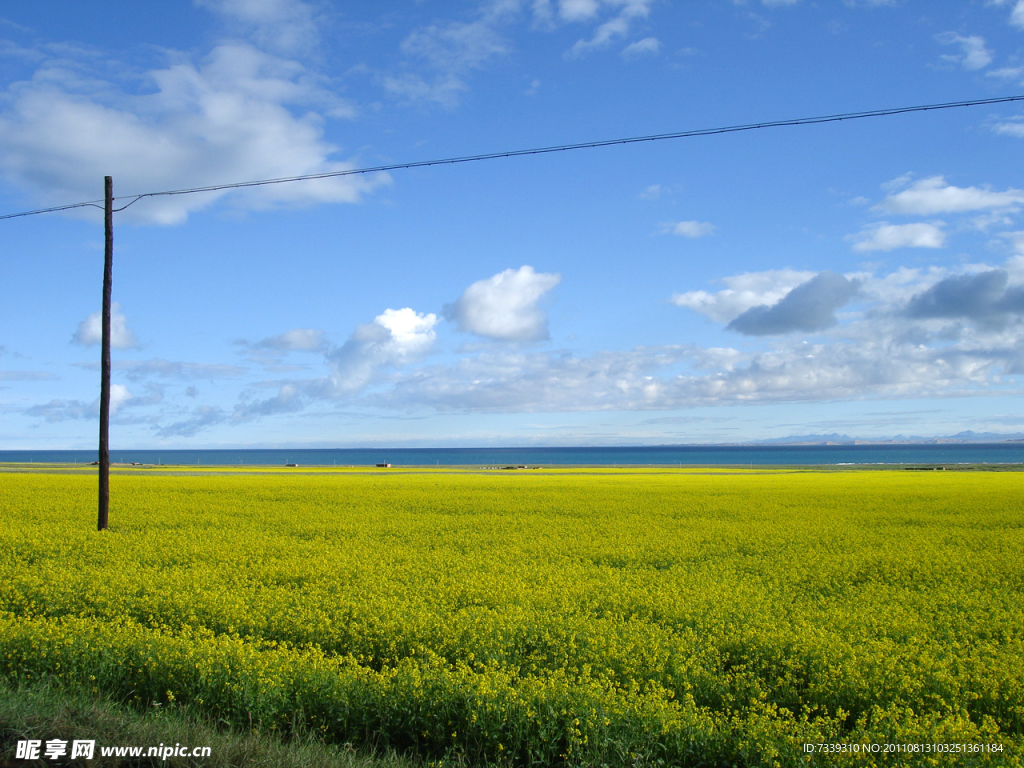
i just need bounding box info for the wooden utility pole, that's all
[98,176,113,531]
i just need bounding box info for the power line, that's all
[2,93,1022,222]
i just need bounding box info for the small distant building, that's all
[376,463,392,468]
[285,463,299,467]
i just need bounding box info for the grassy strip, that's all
[0,678,423,768]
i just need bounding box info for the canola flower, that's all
[1,468,1022,766]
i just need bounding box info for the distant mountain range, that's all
[733,431,1024,446]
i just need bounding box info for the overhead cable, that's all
[1,94,1022,221]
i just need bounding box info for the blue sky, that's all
[2,0,1024,449]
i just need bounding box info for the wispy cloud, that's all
[876,176,1024,215]
[661,220,716,238]
[251,328,327,352]
[566,0,656,57]
[621,36,660,59]
[935,32,993,70]
[849,222,946,252]
[194,0,321,54]
[990,116,1024,138]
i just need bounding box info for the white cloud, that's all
[849,222,946,252]
[1011,0,1024,28]
[662,220,716,238]
[726,272,860,336]
[876,176,1024,215]
[255,328,325,352]
[639,183,664,200]
[401,19,509,71]
[114,359,245,381]
[566,0,656,56]
[24,383,134,422]
[384,10,513,107]
[154,405,226,438]
[233,383,304,420]
[108,384,134,416]
[559,0,602,22]
[1005,231,1024,256]
[671,268,815,323]
[325,308,438,393]
[445,266,562,341]
[166,260,1024,432]
[935,32,993,70]
[72,303,139,350]
[376,259,1020,413]
[366,335,1017,413]
[0,42,384,225]
[380,73,468,108]
[987,65,1024,81]
[621,37,661,59]
[991,116,1024,138]
[194,0,319,53]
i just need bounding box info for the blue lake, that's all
[2,444,1023,466]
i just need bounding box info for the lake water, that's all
[2,444,1023,466]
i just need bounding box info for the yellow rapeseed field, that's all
[1,468,1021,766]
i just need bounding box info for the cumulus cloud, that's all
[445,265,561,341]
[904,269,1024,324]
[108,384,134,416]
[662,220,716,238]
[375,261,1024,414]
[72,303,139,350]
[325,308,438,393]
[849,222,946,252]
[726,272,860,336]
[876,176,1024,215]
[936,32,993,70]
[671,269,815,324]
[159,257,1024,434]
[0,42,384,224]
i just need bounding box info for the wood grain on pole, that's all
[98,176,112,531]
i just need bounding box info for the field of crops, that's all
[1,467,1022,766]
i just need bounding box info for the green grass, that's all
[0,677,424,768]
